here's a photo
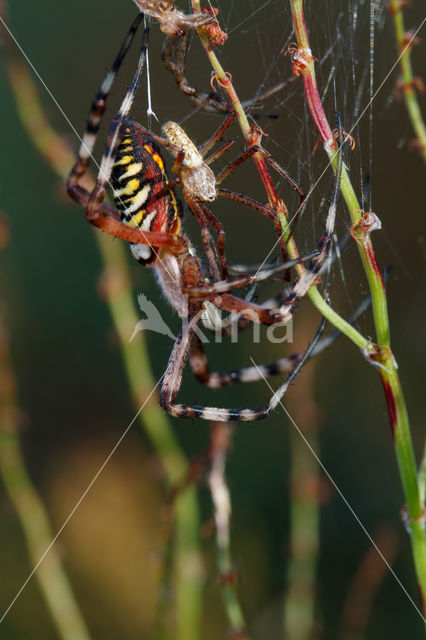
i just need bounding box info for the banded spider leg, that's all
[160,314,326,421]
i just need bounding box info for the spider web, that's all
[217,1,384,308]
[141,1,426,629]
[146,0,423,334]
[2,0,425,637]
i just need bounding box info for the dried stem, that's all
[2,22,203,640]
[388,0,426,164]
[290,0,426,616]
[208,423,250,639]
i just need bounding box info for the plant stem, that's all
[419,443,426,506]
[3,34,203,640]
[208,423,250,639]
[290,0,426,614]
[388,0,426,164]
[283,316,321,640]
[0,312,92,640]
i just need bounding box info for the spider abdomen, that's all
[111,119,182,264]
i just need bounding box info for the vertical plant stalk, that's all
[419,443,426,506]
[3,33,203,640]
[283,318,321,640]
[290,0,426,614]
[0,310,92,640]
[388,0,426,164]
[208,423,250,639]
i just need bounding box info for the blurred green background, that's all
[0,1,425,638]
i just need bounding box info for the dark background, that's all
[0,1,425,638]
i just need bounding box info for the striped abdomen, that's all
[111,118,182,264]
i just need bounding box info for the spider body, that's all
[111,118,182,265]
[67,15,328,422]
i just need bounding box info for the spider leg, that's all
[203,139,235,166]
[215,145,304,207]
[161,33,230,113]
[210,144,341,326]
[67,22,180,251]
[84,26,150,212]
[67,14,142,192]
[188,252,317,297]
[160,315,326,422]
[216,187,276,219]
[213,144,303,263]
[184,193,228,279]
[71,182,176,246]
[199,111,236,157]
[189,333,300,388]
[192,245,326,327]
[195,274,375,388]
[204,293,286,326]
[192,270,374,388]
[202,290,283,337]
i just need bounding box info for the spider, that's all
[67,15,333,421]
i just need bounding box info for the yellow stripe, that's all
[123,183,151,214]
[114,154,133,166]
[127,210,144,228]
[113,178,140,197]
[118,162,143,180]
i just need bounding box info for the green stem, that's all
[388,0,426,164]
[283,325,320,639]
[290,0,426,614]
[0,316,92,640]
[419,443,426,507]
